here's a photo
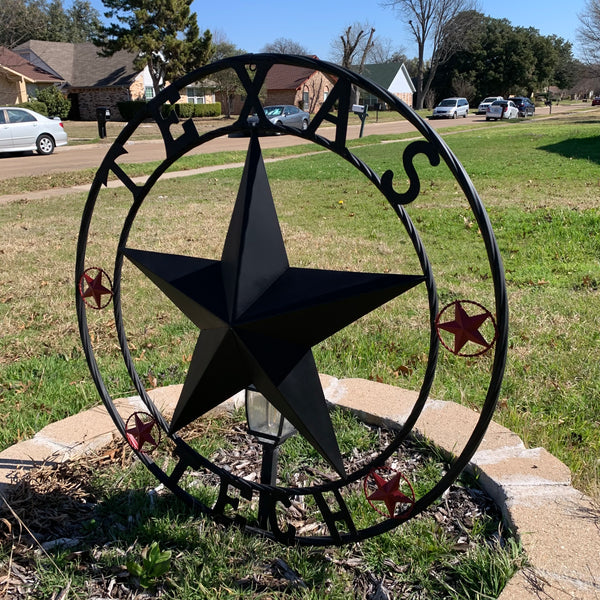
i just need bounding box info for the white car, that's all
[486,100,519,121]
[432,97,470,119]
[477,96,503,114]
[0,107,68,155]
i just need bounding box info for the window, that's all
[144,86,155,100]
[324,87,329,101]
[186,87,206,104]
[7,109,36,123]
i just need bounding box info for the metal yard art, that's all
[76,54,508,546]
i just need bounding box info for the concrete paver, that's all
[3,377,596,598]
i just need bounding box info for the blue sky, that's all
[88,0,586,59]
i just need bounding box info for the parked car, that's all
[592,97,600,106]
[509,96,535,117]
[486,100,519,121]
[477,96,503,114]
[431,97,470,119]
[247,105,310,131]
[0,107,68,155]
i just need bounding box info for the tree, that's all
[0,0,102,47]
[330,22,377,104]
[95,0,213,97]
[330,22,376,70]
[367,37,407,64]
[210,33,246,118]
[431,16,576,101]
[261,38,309,55]
[578,0,600,66]
[66,0,102,43]
[0,0,48,48]
[382,0,479,108]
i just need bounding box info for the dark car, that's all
[509,97,535,117]
[592,97,600,106]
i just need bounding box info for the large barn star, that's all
[122,135,425,477]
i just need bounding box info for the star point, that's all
[123,135,425,478]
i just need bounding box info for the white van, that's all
[432,97,470,119]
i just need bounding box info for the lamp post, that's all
[245,387,296,528]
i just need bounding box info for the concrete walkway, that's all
[0,378,598,599]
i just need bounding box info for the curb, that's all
[1,378,598,599]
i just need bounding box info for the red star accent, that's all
[365,470,415,519]
[436,300,494,356]
[125,412,160,452]
[80,268,113,309]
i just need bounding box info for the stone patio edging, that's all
[0,377,598,599]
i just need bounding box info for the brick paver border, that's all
[1,377,598,599]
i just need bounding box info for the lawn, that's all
[0,112,598,493]
[0,111,598,596]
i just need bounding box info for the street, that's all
[0,103,586,181]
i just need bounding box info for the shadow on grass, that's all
[539,134,600,164]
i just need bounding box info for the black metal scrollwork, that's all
[380,140,441,206]
[76,53,508,546]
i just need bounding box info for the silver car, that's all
[0,107,68,155]
[477,96,503,114]
[432,97,470,119]
[248,105,310,131]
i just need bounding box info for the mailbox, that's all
[352,104,366,114]
[96,107,111,139]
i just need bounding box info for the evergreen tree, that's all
[95,0,213,97]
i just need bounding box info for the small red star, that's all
[365,470,415,519]
[436,300,495,356]
[125,412,160,452]
[80,268,113,309]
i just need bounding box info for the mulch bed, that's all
[0,420,506,599]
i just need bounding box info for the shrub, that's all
[171,102,221,118]
[117,100,147,121]
[36,86,70,119]
[194,102,221,117]
[16,100,48,116]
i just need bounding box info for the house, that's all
[352,63,415,109]
[218,60,337,116]
[263,61,337,113]
[0,46,63,105]
[13,40,217,120]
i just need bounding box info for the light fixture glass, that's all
[245,387,295,445]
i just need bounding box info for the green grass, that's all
[0,111,599,596]
[2,409,523,599]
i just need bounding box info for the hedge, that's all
[171,102,221,118]
[117,100,221,121]
[117,100,148,121]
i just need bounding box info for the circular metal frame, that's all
[76,54,508,546]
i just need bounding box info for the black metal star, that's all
[122,135,425,477]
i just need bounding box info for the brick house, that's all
[13,40,217,120]
[0,46,63,105]
[264,62,337,113]
[219,61,337,116]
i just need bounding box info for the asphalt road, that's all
[0,103,582,181]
